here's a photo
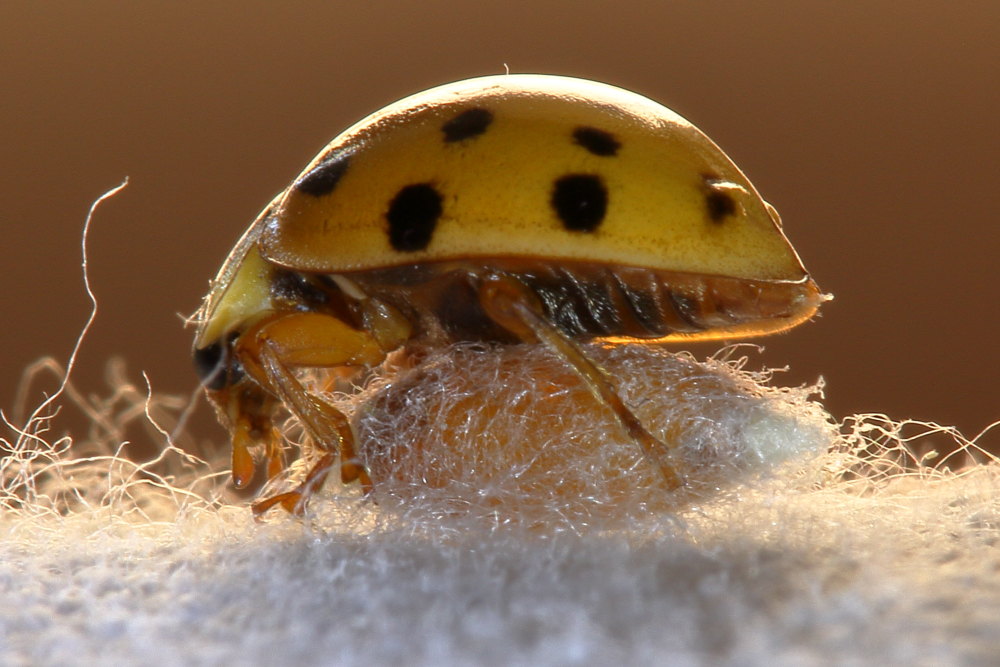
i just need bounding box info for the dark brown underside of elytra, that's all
[323,259,818,346]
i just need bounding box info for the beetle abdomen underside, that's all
[346,260,821,345]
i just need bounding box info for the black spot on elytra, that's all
[387,184,443,252]
[705,189,737,223]
[551,174,608,232]
[702,174,740,223]
[295,154,351,197]
[573,127,620,156]
[442,108,493,142]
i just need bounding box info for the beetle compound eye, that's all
[193,341,227,390]
[193,334,243,390]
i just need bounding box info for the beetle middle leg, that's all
[477,272,683,490]
[233,311,389,515]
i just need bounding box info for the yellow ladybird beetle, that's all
[192,74,825,516]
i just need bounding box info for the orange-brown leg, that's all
[232,311,388,515]
[477,272,683,490]
[247,347,370,516]
[212,381,284,490]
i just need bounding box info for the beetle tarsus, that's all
[252,491,304,517]
[252,451,339,517]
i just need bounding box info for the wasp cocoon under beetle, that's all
[348,343,835,528]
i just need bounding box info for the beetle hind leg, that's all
[477,273,683,490]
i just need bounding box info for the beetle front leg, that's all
[477,273,683,490]
[233,311,388,515]
[221,382,285,490]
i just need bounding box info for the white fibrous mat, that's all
[2,344,998,665]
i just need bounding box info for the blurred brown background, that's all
[2,1,997,454]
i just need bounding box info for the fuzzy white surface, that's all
[2,347,998,666]
[4,472,999,665]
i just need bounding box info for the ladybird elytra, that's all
[264,76,806,282]
[193,74,825,515]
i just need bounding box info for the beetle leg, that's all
[248,346,360,516]
[214,382,284,490]
[477,273,683,490]
[233,312,387,515]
